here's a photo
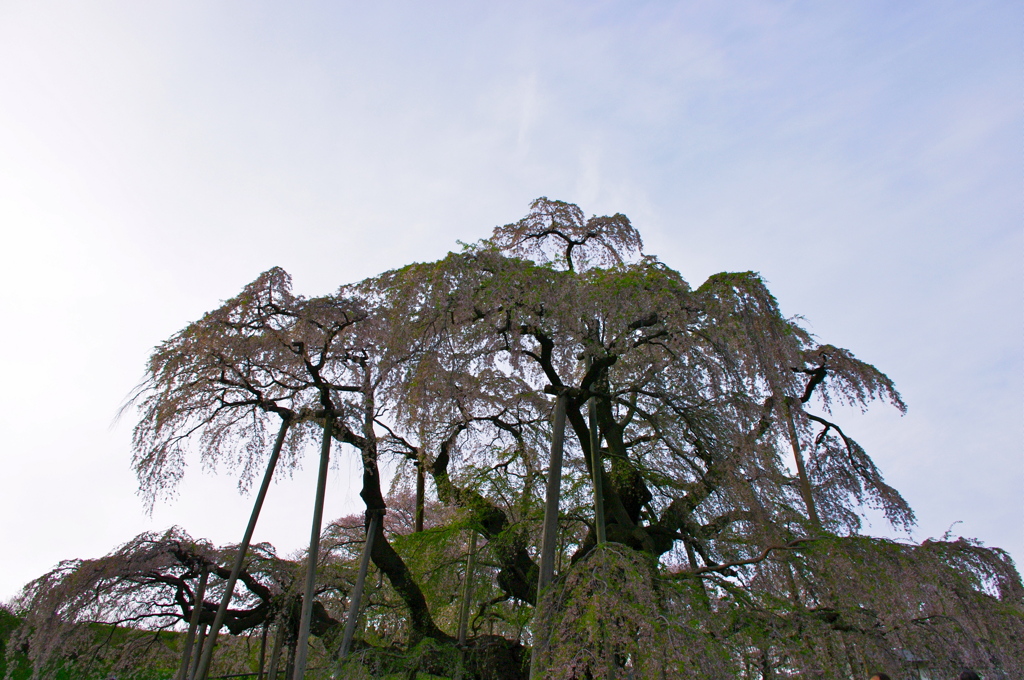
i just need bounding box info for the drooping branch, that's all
[676,538,817,577]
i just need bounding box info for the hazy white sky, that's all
[1,1,1020,602]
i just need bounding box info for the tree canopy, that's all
[10,198,1022,679]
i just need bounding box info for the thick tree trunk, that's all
[564,401,636,529]
[194,419,290,680]
[431,432,539,605]
[415,461,425,533]
[346,384,450,644]
[369,515,450,641]
[595,396,651,523]
[331,411,450,643]
[292,415,334,679]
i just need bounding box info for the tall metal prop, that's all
[291,415,335,680]
[453,529,479,680]
[529,393,568,679]
[194,419,291,680]
[257,621,269,679]
[335,509,382,672]
[189,623,208,680]
[587,357,607,546]
[177,564,208,680]
[265,620,285,680]
[457,530,479,645]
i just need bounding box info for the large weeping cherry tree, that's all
[9,198,1022,680]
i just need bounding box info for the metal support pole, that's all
[194,419,290,680]
[258,620,269,679]
[529,393,567,679]
[189,623,207,680]
[457,530,478,645]
[336,510,382,667]
[177,565,208,680]
[536,394,567,593]
[588,387,607,546]
[292,416,334,680]
[266,619,285,680]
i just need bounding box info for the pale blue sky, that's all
[0,1,1019,601]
